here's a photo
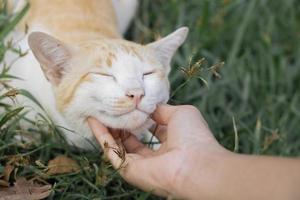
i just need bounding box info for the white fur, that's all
[63,46,170,144]
[112,0,139,34]
[3,2,188,150]
[149,27,189,70]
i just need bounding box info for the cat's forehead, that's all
[78,40,159,69]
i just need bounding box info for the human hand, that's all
[88,104,230,198]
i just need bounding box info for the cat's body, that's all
[4,0,188,149]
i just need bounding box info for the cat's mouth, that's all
[95,107,152,131]
[102,107,151,117]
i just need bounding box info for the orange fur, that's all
[57,73,91,112]
[24,0,120,42]
[21,0,122,110]
[106,57,113,67]
[116,98,133,107]
[55,39,160,110]
[23,1,154,110]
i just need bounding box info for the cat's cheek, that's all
[144,77,169,101]
[156,84,170,104]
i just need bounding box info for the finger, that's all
[88,119,169,197]
[151,104,178,125]
[122,134,154,157]
[109,128,121,139]
[152,125,167,142]
[120,155,171,197]
[87,117,125,168]
[109,128,131,141]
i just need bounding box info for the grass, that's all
[0,0,300,199]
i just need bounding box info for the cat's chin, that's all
[95,109,151,132]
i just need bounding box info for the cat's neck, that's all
[25,0,121,42]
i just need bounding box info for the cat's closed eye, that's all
[143,71,155,77]
[90,72,116,80]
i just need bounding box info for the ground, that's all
[0,0,299,199]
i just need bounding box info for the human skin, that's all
[88,104,300,200]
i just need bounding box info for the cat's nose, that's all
[126,89,145,105]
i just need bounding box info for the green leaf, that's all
[0,3,29,41]
[136,191,152,200]
[18,89,45,110]
[0,73,23,80]
[0,107,23,127]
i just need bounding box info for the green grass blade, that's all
[0,106,23,127]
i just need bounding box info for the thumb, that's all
[151,104,178,125]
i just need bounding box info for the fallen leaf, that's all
[96,174,109,186]
[46,155,80,175]
[3,164,14,182]
[0,180,9,187]
[7,155,30,166]
[0,164,15,187]
[263,131,280,151]
[0,177,52,200]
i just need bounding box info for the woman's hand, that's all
[88,104,300,200]
[87,104,230,198]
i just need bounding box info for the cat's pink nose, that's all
[126,89,145,105]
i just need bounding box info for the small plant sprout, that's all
[208,61,224,78]
[103,140,127,170]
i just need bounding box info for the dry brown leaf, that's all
[7,155,30,166]
[263,131,280,151]
[3,164,14,182]
[0,177,52,200]
[96,173,109,186]
[46,155,80,175]
[0,164,15,187]
[0,180,9,187]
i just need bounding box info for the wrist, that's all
[170,147,237,199]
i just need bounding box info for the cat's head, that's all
[28,27,188,133]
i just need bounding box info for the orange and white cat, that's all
[5,0,188,149]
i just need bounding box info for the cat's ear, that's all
[28,32,72,85]
[147,27,189,69]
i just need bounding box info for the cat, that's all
[4,0,188,150]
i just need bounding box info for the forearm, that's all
[219,154,300,200]
[175,152,300,200]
